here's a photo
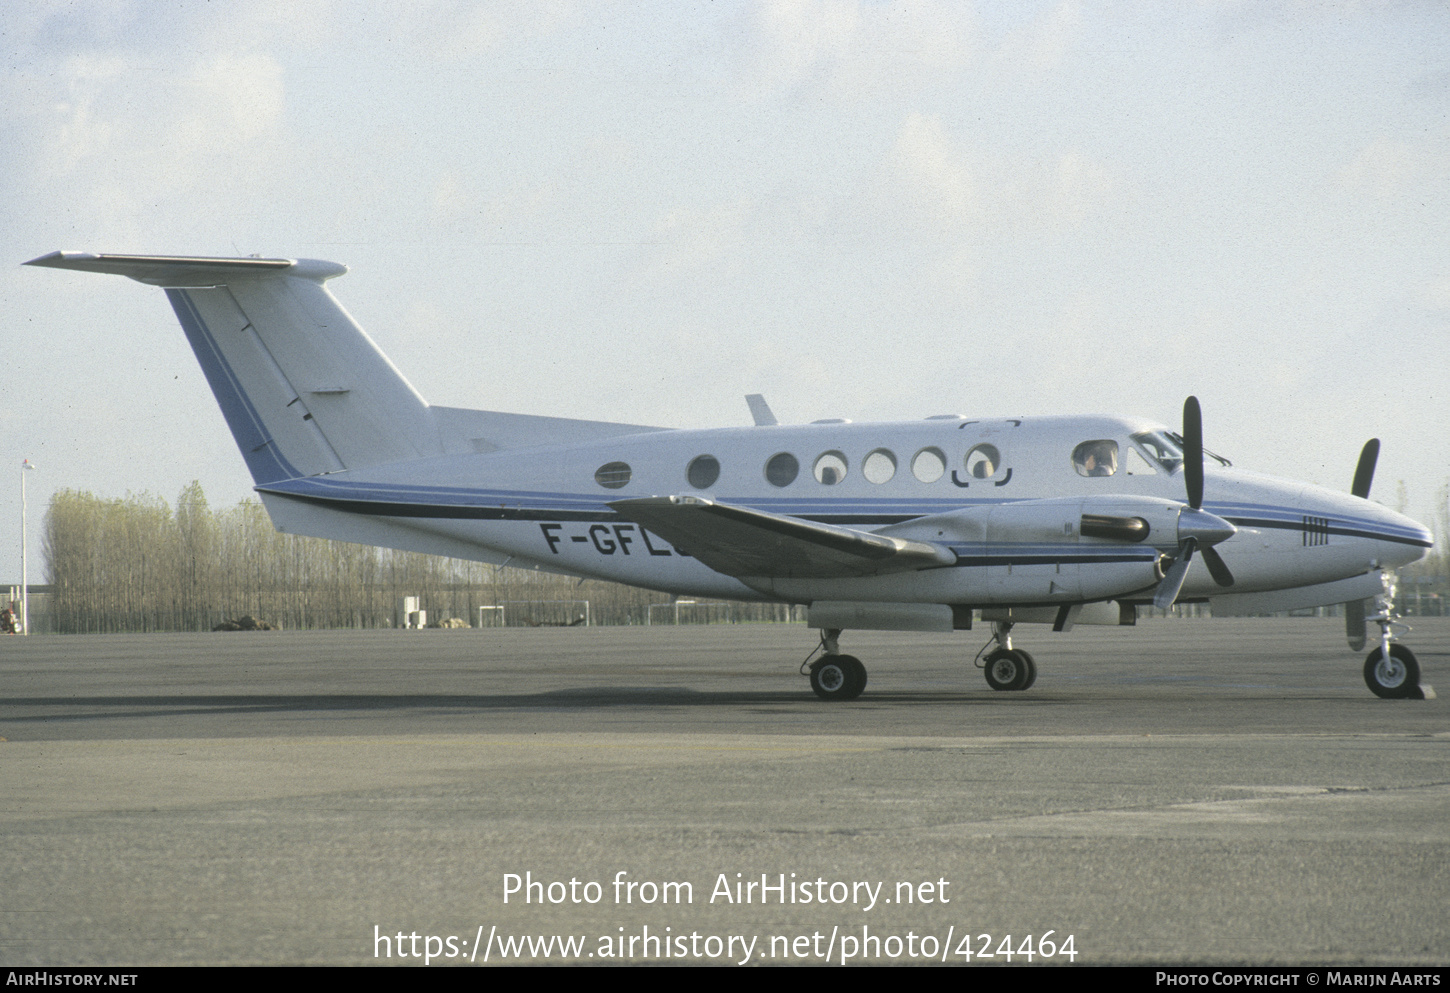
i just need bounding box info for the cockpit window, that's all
[1166,431,1233,467]
[1133,430,1233,472]
[1073,440,1119,477]
[1131,431,1182,473]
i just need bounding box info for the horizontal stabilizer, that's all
[24,251,341,285]
[609,495,954,579]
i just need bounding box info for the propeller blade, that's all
[1182,396,1203,510]
[1345,598,1367,652]
[1200,545,1234,587]
[1153,537,1197,610]
[1351,439,1380,499]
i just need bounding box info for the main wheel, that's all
[1364,644,1420,699]
[1017,649,1038,690]
[810,654,866,701]
[984,648,1031,691]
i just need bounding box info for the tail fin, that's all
[26,252,439,483]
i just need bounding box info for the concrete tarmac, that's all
[1,617,1446,966]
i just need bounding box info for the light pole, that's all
[21,459,34,635]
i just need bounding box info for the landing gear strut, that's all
[1362,576,1425,700]
[806,628,867,701]
[980,621,1037,691]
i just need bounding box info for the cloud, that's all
[387,0,578,62]
[994,1,1082,76]
[1338,137,1446,199]
[645,200,754,275]
[23,51,286,232]
[745,0,972,95]
[844,112,1113,242]
[885,111,978,229]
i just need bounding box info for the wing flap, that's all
[609,496,954,579]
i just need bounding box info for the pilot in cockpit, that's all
[1073,440,1118,477]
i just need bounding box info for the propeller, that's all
[1154,396,1236,609]
[1351,439,1379,500]
[1346,438,1380,650]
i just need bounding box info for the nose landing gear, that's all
[1364,642,1420,699]
[1360,576,1429,700]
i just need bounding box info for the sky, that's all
[2,0,1448,582]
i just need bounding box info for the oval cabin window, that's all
[594,461,632,489]
[813,451,848,485]
[687,455,720,489]
[765,452,799,487]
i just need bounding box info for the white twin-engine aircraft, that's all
[28,252,1434,701]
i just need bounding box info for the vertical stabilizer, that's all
[26,252,441,483]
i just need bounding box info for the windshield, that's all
[1132,430,1232,473]
[1131,431,1183,473]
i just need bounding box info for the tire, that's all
[1364,644,1420,699]
[984,648,1030,691]
[1017,650,1038,690]
[811,655,866,701]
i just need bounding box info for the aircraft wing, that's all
[609,496,955,579]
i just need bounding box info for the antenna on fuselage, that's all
[745,394,778,427]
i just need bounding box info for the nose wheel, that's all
[1364,643,1422,699]
[1360,585,1427,700]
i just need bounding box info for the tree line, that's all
[42,483,798,633]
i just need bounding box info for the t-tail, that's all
[25,252,441,483]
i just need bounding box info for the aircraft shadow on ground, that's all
[2,687,1073,720]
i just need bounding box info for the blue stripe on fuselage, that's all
[254,479,1430,548]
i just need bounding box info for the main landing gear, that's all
[979,621,1036,691]
[804,620,1044,700]
[805,628,867,701]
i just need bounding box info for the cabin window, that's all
[687,454,720,489]
[863,449,896,484]
[813,451,848,485]
[911,447,946,483]
[964,443,1001,479]
[594,461,632,489]
[1072,440,1118,477]
[765,452,799,487]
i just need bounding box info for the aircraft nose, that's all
[1374,506,1434,565]
[1177,507,1236,547]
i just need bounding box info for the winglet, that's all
[745,394,777,426]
